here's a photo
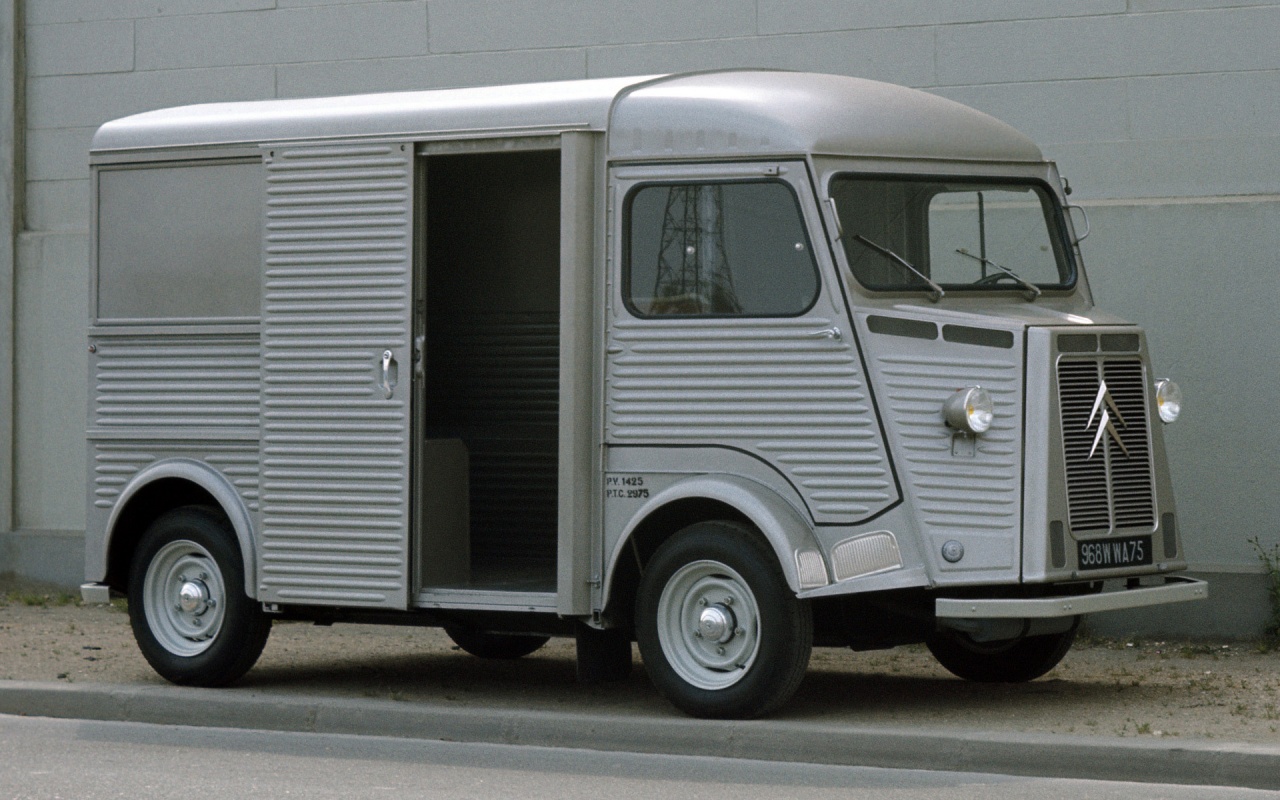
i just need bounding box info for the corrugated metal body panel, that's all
[868,331,1023,561]
[259,142,413,608]
[206,450,262,513]
[90,443,259,511]
[92,336,260,429]
[91,445,158,510]
[607,317,894,523]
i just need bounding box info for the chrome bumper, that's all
[935,576,1207,620]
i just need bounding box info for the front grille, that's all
[1057,357,1156,534]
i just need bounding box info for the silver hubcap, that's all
[143,540,226,657]
[178,581,210,614]
[656,560,760,690]
[698,604,736,643]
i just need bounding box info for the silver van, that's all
[82,70,1205,718]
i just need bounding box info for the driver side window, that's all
[625,180,820,317]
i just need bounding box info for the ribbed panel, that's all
[1104,360,1156,528]
[1058,360,1110,531]
[1058,357,1156,534]
[427,314,559,565]
[91,443,259,511]
[93,336,260,429]
[607,317,893,522]
[432,317,559,424]
[876,353,1021,537]
[206,451,262,513]
[259,142,413,607]
[91,446,157,510]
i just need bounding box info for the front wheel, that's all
[635,521,812,719]
[128,506,271,686]
[926,619,1079,683]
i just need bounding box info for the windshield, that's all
[830,175,1076,294]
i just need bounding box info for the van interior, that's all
[418,149,562,596]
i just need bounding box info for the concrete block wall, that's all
[3,1,1277,635]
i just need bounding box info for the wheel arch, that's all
[602,475,824,625]
[104,459,257,598]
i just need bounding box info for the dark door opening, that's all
[420,149,561,592]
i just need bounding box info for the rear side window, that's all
[625,180,820,317]
[96,160,261,322]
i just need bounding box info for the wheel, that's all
[444,626,550,659]
[926,619,1079,683]
[128,506,271,686]
[635,521,812,719]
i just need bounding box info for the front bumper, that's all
[935,575,1207,620]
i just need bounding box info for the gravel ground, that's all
[2,582,1278,744]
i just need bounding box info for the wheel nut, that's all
[723,596,733,606]
[693,630,702,639]
[735,627,745,637]
[698,598,708,607]
[716,646,725,655]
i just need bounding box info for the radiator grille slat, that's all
[1057,356,1156,534]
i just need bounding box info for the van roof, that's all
[91,70,1044,164]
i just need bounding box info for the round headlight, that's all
[943,387,994,434]
[1155,379,1181,424]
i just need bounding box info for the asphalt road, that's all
[2,714,1275,800]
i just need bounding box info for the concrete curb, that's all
[1,680,1278,790]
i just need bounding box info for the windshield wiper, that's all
[955,249,1042,302]
[851,235,945,303]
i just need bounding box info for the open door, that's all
[415,142,564,610]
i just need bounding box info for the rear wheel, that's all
[444,626,550,659]
[635,521,811,719]
[128,506,271,686]
[926,619,1079,683]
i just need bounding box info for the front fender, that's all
[604,474,826,601]
[104,458,258,597]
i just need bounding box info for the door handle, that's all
[379,350,398,399]
[809,326,842,341]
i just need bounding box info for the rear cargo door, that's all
[257,141,415,609]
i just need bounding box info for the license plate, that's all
[1077,535,1153,571]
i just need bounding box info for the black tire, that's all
[635,521,812,719]
[444,626,550,659]
[926,619,1079,683]
[128,506,271,686]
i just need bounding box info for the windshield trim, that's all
[827,171,1079,297]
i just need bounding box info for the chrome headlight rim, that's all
[1155,378,1182,424]
[943,386,995,435]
